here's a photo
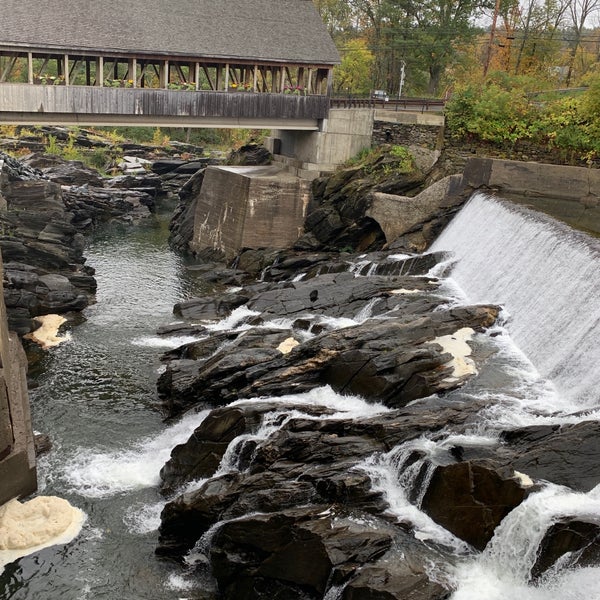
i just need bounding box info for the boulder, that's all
[420,461,527,550]
[531,519,600,580]
[210,507,393,600]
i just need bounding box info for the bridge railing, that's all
[331,97,446,112]
[0,84,330,128]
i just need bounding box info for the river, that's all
[2,193,600,599]
[0,205,210,599]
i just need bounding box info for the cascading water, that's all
[4,190,600,599]
[430,192,600,409]
[424,193,600,598]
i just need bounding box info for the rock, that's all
[169,169,205,253]
[173,290,251,322]
[531,519,600,580]
[226,143,272,166]
[342,564,450,600]
[420,461,527,550]
[507,421,600,493]
[210,507,393,599]
[33,433,52,456]
[42,161,105,188]
[160,406,249,495]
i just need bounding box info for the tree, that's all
[334,38,375,94]
[565,0,600,84]
[403,0,493,94]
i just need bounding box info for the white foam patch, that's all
[25,314,71,349]
[62,410,210,497]
[0,496,85,571]
[427,327,477,382]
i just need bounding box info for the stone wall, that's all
[372,121,443,150]
[0,252,37,506]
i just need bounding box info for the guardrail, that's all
[331,97,446,112]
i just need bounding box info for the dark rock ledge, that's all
[154,246,600,598]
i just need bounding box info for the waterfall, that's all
[430,193,600,409]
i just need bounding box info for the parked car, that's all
[371,90,389,102]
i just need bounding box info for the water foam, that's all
[62,410,210,497]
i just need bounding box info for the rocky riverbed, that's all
[3,132,600,599]
[151,241,600,599]
[0,127,212,334]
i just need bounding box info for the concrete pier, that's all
[190,165,311,259]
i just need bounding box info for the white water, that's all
[56,409,210,498]
[430,193,600,409]
[425,193,600,598]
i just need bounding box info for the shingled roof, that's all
[0,0,340,66]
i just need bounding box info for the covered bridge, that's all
[0,0,340,128]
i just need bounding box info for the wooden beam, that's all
[307,68,312,94]
[195,62,200,91]
[225,63,229,91]
[64,54,69,85]
[202,65,215,91]
[97,56,103,86]
[253,64,258,92]
[0,55,17,82]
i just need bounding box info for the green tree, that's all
[334,38,375,94]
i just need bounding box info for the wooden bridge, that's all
[0,0,339,129]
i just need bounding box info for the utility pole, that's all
[398,61,406,97]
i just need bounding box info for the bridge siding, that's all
[0,84,329,124]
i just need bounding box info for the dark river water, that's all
[0,206,211,599]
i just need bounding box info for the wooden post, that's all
[307,68,313,95]
[225,63,229,91]
[27,52,33,84]
[326,69,333,97]
[85,59,91,85]
[160,60,169,88]
[64,54,69,85]
[98,56,103,86]
[253,64,258,92]
[129,58,137,87]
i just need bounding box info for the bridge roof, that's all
[0,0,340,66]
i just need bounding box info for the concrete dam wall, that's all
[459,158,600,236]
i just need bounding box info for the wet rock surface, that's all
[154,222,600,598]
[0,136,207,333]
[153,246,508,598]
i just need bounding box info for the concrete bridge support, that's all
[267,108,375,178]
